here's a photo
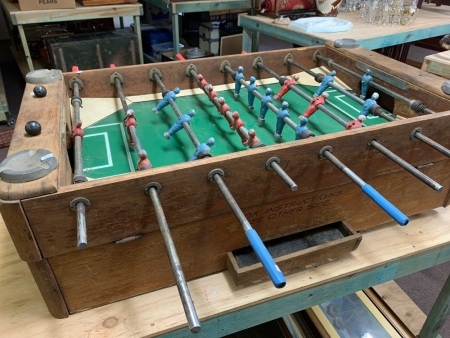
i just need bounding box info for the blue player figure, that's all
[164,109,196,139]
[360,92,379,116]
[153,87,180,114]
[247,76,258,109]
[258,88,272,123]
[295,117,315,140]
[190,137,215,161]
[274,101,290,140]
[234,66,245,98]
[314,70,336,97]
[360,69,373,99]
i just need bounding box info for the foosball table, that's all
[1,42,449,333]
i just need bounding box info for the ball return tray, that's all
[227,221,362,286]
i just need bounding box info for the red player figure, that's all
[197,74,209,94]
[302,92,328,118]
[345,115,366,130]
[71,121,84,143]
[137,150,152,170]
[247,129,264,148]
[205,84,218,103]
[218,97,230,116]
[124,109,137,147]
[218,97,234,128]
[231,111,247,144]
[274,74,299,101]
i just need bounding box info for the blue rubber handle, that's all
[245,229,286,288]
[362,184,409,226]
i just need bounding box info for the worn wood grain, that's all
[1,208,449,337]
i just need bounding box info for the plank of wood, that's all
[421,50,450,79]
[372,281,427,336]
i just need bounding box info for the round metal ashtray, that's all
[186,48,206,59]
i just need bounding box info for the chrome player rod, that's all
[314,53,436,115]
[254,59,348,127]
[411,128,450,158]
[266,157,298,192]
[69,78,89,249]
[145,183,201,334]
[187,65,249,142]
[369,139,443,192]
[70,197,90,249]
[286,56,395,122]
[111,73,145,155]
[150,70,200,148]
[208,169,286,288]
[319,146,409,226]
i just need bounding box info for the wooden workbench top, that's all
[239,4,450,50]
[1,206,450,337]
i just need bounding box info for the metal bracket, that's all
[70,197,91,211]
[208,168,224,182]
[145,182,162,195]
[149,68,163,82]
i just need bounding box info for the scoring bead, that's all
[25,120,42,136]
[33,85,47,98]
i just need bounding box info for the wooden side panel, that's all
[27,260,69,318]
[0,75,72,201]
[0,201,42,262]
[20,112,450,259]
[62,47,321,98]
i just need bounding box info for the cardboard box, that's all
[18,0,76,10]
[76,0,138,6]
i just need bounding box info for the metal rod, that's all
[314,53,436,115]
[152,71,201,147]
[287,57,396,123]
[266,157,298,191]
[70,80,87,184]
[114,77,130,112]
[168,98,200,147]
[412,128,450,158]
[255,60,348,127]
[76,202,87,249]
[112,73,151,170]
[369,140,443,192]
[70,197,90,249]
[209,169,286,288]
[224,64,298,131]
[320,146,409,226]
[147,184,201,333]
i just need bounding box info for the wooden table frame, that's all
[0,0,144,72]
[1,44,450,337]
[1,208,449,337]
[239,4,450,52]
[140,0,252,55]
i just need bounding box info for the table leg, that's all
[171,12,180,55]
[418,272,450,338]
[18,24,34,72]
[242,27,259,53]
[133,15,144,64]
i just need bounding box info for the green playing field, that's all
[82,83,390,180]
